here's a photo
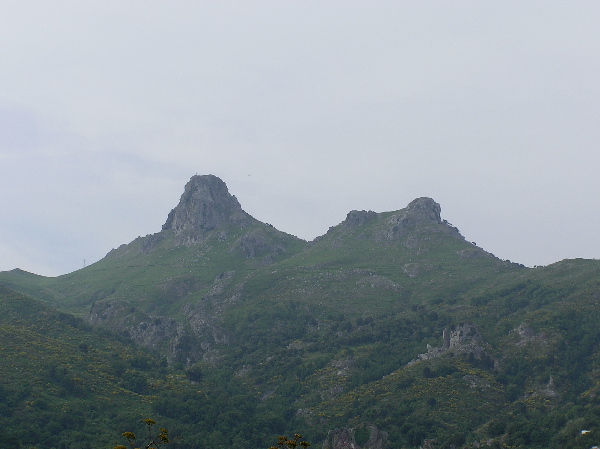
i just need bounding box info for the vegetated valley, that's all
[2,175,600,449]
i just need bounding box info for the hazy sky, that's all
[1,1,599,276]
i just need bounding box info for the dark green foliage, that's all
[121,370,149,394]
[354,427,370,446]
[184,364,203,382]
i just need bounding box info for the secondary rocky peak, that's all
[375,197,462,242]
[343,210,378,227]
[162,175,252,237]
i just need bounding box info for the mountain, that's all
[0,176,517,363]
[2,175,600,449]
[0,174,308,362]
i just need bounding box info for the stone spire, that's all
[162,175,252,237]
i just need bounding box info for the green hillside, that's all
[0,284,318,449]
[0,283,166,449]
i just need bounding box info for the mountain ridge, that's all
[0,174,516,361]
[2,175,600,449]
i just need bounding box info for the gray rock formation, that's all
[230,228,288,260]
[88,300,198,362]
[408,322,487,365]
[162,174,253,244]
[343,210,377,227]
[317,197,464,249]
[362,426,388,449]
[406,197,442,223]
[512,322,548,347]
[323,427,388,449]
[379,197,461,241]
[323,428,357,449]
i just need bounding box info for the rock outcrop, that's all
[343,210,378,227]
[408,323,487,365]
[162,174,254,244]
[512,322,548,347]
[317,197,465,250]
[378,197,462,242]
[405,197,442,223]
[323,427,388,449]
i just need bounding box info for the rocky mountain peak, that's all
[162,175,252,237]
[405,197,442,223]
[376,197,461,242]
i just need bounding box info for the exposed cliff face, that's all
[408,322,488,365]
[406,197,442,223]
[323,427,388,449]
[88,300,200,363]
[378,197,461,242]
[87,270,245,364]
[162,174,254,244]
[343,210,378,227]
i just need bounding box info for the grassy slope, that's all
[0,223,308,317]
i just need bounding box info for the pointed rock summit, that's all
[162,175,253,239]
[405,197,442,223]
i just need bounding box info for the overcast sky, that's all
[1,1,599,276]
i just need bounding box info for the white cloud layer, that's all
[1,1,599,276]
